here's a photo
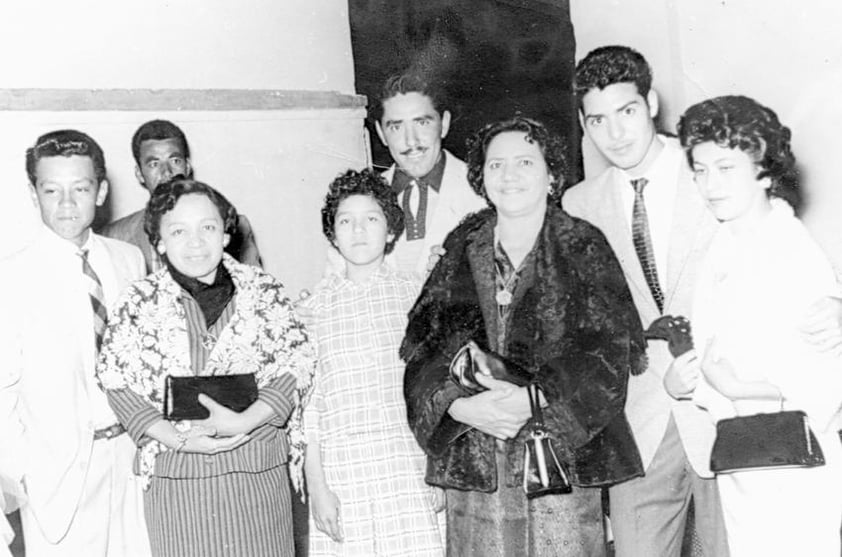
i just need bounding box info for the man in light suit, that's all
[562,46,727,557]
[100,119,262,273]
[0,130,149,556]
[372,73,486,278]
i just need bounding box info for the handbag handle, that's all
[527,383,545,428]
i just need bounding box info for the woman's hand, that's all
[448,386,531,439]
[179,424,250,455]
[700,339,740,398]
[309,483,343,543]
[425,244,446,274]
[195,394,247,436]
[663,349,701,400]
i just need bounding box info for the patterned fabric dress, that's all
[304,264,444,557]
[98,255,316,557]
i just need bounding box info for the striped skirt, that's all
[145,465,293,557]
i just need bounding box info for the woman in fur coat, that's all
[401,116,646,556]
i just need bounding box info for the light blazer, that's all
[562,137,720,476]
[382,150,487,277]
[101,208,263,274]
[0,228,144,542]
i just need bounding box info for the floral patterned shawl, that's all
[97,254,316,491]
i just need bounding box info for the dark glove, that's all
[644,315,694,357]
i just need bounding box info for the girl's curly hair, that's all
[321,168,405,254]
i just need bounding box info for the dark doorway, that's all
[349,0,581,185]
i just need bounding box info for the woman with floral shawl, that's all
[97,178,316,557]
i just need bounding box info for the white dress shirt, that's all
[616,135,683,289]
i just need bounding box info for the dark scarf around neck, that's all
[166,259,235,326]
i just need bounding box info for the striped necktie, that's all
[79,249,108,352]
[630,178,664,313]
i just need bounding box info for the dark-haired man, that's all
[563,45,842,557]
[101,119,262,273]
[0,130,149,556]
[327,74,485,279]
[562,45,725,557]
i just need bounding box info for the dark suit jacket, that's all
[100,209,263,274]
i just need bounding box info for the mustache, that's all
[400,147,427,156]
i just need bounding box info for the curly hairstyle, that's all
[131,119,190,166]
[26,129,107,186]
[574,46,652,107]
[371,72,448,124]
[466,116,568,206]
[321,168,404,255]
[144,177,239,248]
[677,95,800,208]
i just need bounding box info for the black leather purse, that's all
[522,383,572,498]
[448,343,531,394]
[710,409,825,474]
[163,373,259,421]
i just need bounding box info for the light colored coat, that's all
[0,227,145,543]
[562,137,720,476]
[381,151,487,277]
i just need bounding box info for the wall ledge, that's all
[0,89,368,111]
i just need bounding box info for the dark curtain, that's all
[349,0,581,185]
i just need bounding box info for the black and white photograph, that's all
[1,1,841,556]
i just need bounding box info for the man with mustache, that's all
[370,73,486,278]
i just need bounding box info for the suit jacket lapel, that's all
[423,152,460,258]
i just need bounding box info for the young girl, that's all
[675,96,842,556]
[303,168,444,556]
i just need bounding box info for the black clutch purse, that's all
[709,410,825,474]
[523,383,572,498]
[163,374,259,421]
[448,343,531,394]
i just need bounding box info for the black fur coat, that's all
[401,205,646,492]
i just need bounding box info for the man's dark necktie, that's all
[402,178,429,241]
[79,249,108,352]
[631,178,664,313]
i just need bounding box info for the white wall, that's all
[0,0,366,294]
[0,0,355,91]
[571,0,842,270]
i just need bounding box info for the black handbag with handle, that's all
[522,383,572,498]
[709,409,825,474]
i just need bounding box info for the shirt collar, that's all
[392,151,447,193]
[616,135,682,192]
[38,223,96,258]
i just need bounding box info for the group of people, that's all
[1,43,841,557]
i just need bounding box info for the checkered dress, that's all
[304,265,444,556]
